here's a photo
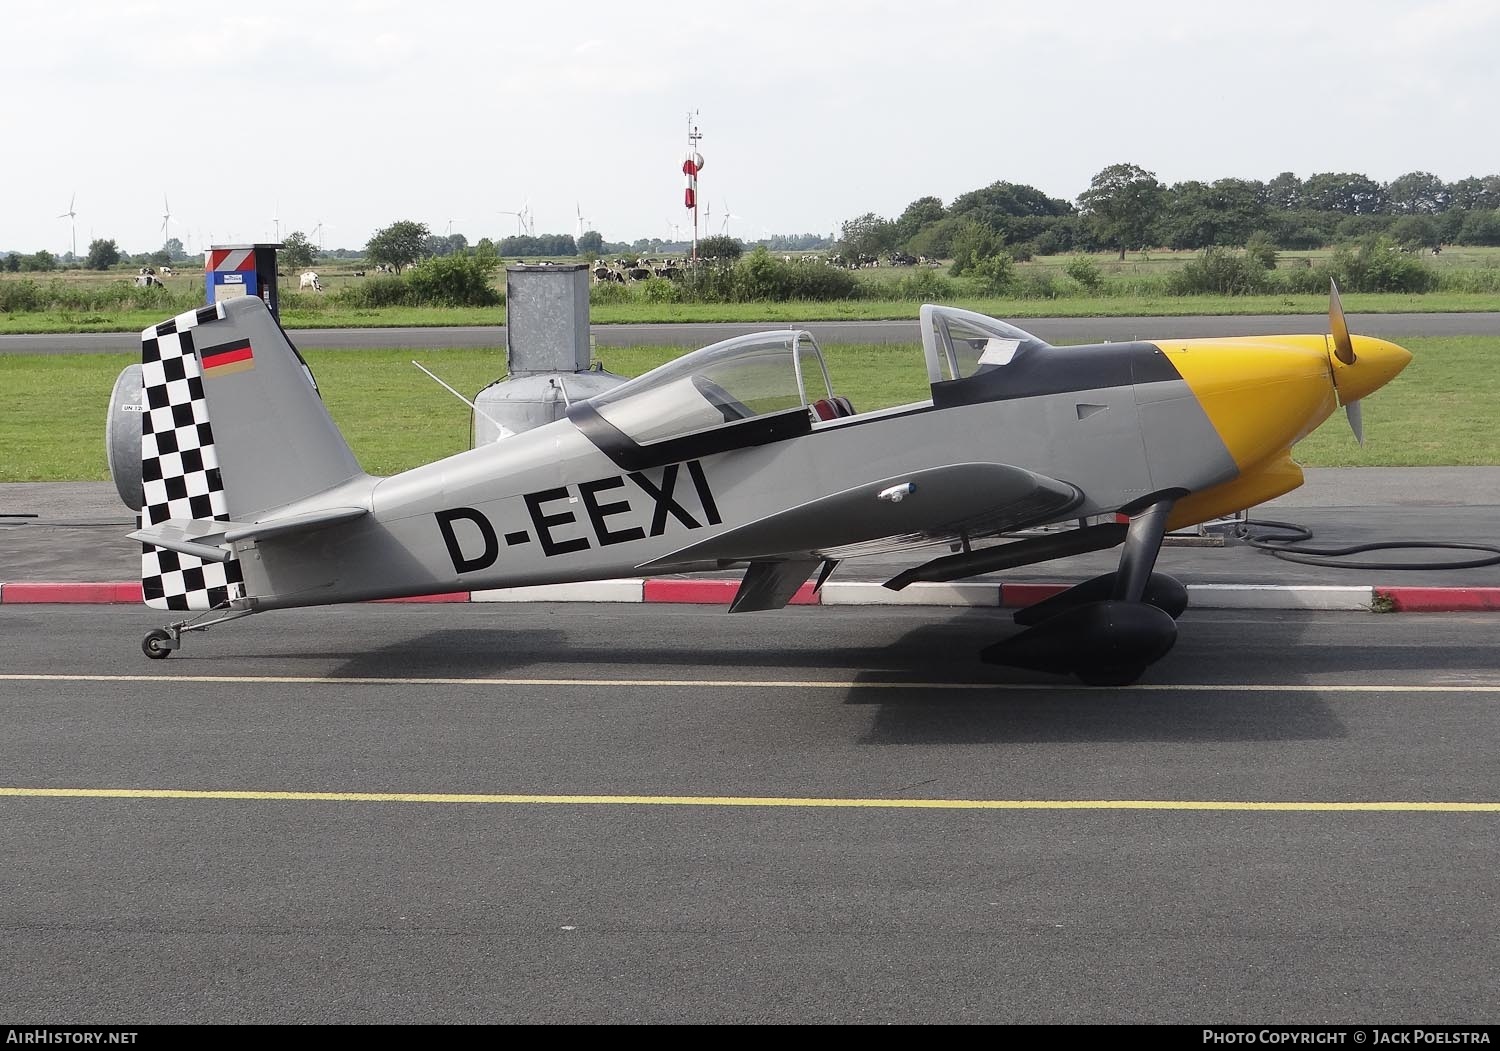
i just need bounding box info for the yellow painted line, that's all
[1,673,1499,693]
[0,787,1497,812]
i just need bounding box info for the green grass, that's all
[3,291,1498,336]
[0,337,1492,481]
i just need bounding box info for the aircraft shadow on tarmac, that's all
[842,613,1349,745]
[281,608,1500,746]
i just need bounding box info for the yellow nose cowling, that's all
[1331,335,1413,405]
[1159,336,1338,472]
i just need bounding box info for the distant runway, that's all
[4,312,1499,354]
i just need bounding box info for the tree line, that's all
[838,165,1500,261]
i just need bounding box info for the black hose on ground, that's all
[1235,517,1500,571]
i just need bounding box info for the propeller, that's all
[1327,279,1362,444]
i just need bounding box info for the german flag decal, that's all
[200,337,255,376]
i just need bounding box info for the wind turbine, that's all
[160,194,174,247]
[720,199,742,236]
[575,203,591,242]
[270,203,281,243]
[58,192,78,259]
[312,220,333,252]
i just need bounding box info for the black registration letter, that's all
[435,507,499,574]
[525,487,591,556]
[578,476,646,547]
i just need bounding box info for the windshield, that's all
[920,305,1052,384]
[588,330,831,446]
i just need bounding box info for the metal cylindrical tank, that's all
[471,263,628,445]
[105,364,145,511]
[472,368,626,445]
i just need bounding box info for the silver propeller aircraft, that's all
[120,287,1408,685]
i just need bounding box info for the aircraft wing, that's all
[129,505,368,563]
[639,462,1081,570]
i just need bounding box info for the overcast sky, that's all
[5,0,1497,256]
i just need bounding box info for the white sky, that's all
[4,0,1497,255]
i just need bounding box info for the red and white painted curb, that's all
[2,580,1498,612]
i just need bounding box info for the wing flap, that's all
[639,462,1081,570]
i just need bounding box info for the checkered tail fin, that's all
[139,303,245,611]
[137,297,365,611]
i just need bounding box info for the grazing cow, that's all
[160,265,175,277]
[353,270,366,277]
[133,273,162,288]
[299,271,322,291]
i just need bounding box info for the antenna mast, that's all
[684,111,704,262]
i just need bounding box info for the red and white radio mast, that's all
[683,111,704,261]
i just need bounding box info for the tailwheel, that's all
[142,628,176,659]
[139,605,258,660]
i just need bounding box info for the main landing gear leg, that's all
[142,606,258,660]
[981,495,1181,687]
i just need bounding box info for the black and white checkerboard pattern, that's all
[140,303,245,611]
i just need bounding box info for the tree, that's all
[1077,163,1163,259]
[282,231,316,270]
[84,239,118,270]
[1456,209,1500,246]
[696,234,742,261]
[1160,178,1266,249]
[837,212,897,259]
[365,220,431,271]
[1300,172,1386,215]
[1266,171,1302,211]
[577,230,604,256]
[1386,171,1450,215]
[1390,215,1440,252]
[1449,175,1500,211]
[163,237,186,262]
[2,253,19,273]
[425,233,468,258]
[893,196,946,244]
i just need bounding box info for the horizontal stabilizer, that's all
[640,462,1080,569]
[130,505,368,561]
[222,505,368,543]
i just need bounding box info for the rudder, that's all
[139,303,245,610]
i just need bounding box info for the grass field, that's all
[3,292,1499,336]
[3,243,1498,334]
[0,336,1490,482]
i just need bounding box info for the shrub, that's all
[678,262,738,303]
[588,279,633,305]
[730,248,860,302]
[0,279,45,312]
[401,254,502,307]
[1245,231,1279,271]
[1063,254,1103,292]
[638,277,682,303]
[335,274,410,308]
[887,268,956,301]
[1015,268,1060,299]
[1325,238,1436,293]
[1166,247,1269,295]
[696,234,743,261]
[949,219,1006,276]
[966,253,1016,296]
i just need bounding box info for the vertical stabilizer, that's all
[139,303,245,610]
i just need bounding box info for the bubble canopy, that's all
[567,330,834,470]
